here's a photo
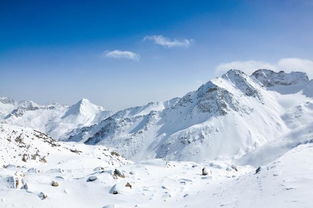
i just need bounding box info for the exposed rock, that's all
[109,182,130,194]
[87,175,98,182]
[22,154,28,162]
[255,166,261,174]
[125,182,132,189]
[70,149,82,154]
[111,151,120,157]
[251,69,309,87]
[202,167,209,176]
[6,174,25,189]
[38,192,47,200]
[39,157,47,163]
[110,184,119,194]
[231,165,238,171]
[51,181,59,187]
[21,183,29,190]
[113,169,125,178]
[6,176,18,189]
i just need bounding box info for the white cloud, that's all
[144,35,193,48]
[215,58,313,78]
[277,58,313,77]
[104,50,140,61]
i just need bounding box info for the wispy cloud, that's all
[144,35,193,48]
[103,50,140,61]
[278,58,313,76]
[215,58,313,78]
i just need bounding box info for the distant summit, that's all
[0,97,111,140]
[67,69,313,161]
[1,69,313,162]
[251,69,309,87]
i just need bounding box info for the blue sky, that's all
[1,0,313,110]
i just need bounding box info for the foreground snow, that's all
[1,124,313,208]
[1,144,312,208]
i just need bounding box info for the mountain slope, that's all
[0,97,16,119]
[67,69,312,161]
[0,124,127,167]
[1,123,313,208]
[0,98,111,140]
[2,69,313,163]
[1,69,313,207]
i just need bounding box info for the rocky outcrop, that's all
[251,69,309,87]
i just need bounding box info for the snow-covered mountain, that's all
[0,124,127,167]
[1,69,313,208]
[0,97,17,119]
[66,69,313,162]
[0,98,111,140]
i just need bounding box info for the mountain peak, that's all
[0,97,16,105]
[77,98,91,105]
[221,69,263,101]
[62,98,104,118]
[18,100,39,109]
[221,69,251,85]
[251,69,309,87]
[223,69,248,77]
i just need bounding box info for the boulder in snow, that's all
[51,181,59,187]
[113,169,125,178]
[38,192,48,200]
[202,167,209,176]
[87,175,98,182]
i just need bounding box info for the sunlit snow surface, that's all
[1,69,313,207]
[0,126,312,208]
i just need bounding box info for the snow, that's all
[1,69,313,207]
[1,124,313,207]
[67,69,292,161]
[0,97,16,119]
[0,98,111,140]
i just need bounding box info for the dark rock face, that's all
[251,69,309,87]
[195,82,238,115]
[202,167,209,176]
[255,166,261,174]
[223,69,263,101]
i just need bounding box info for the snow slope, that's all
[1,123,313,208]
[0,97,16,119]
[2,69,313,162]
[67,69,313,162]
[0,98,111,140]
[1,69,313,207]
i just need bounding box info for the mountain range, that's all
[1,69,313,207]
[0,97,111,140]
[1,69,313,163]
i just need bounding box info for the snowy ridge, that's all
[3,69,313,162]
[67,69,303,161]
[1,69,313,207]
[251,69,309,87]
[0,124,127,167]
[0,98,111,140]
